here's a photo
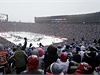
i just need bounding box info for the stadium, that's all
[0,11,100,47]
[0,11,100,74]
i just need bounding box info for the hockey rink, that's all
[0,32,67,47]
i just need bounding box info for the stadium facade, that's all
[35,12,100,24]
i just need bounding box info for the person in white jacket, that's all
[78,45,86,61]
[56,52,69,74]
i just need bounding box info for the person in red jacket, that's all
[0,44,9,74]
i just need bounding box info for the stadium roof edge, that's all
[35,11,100,18]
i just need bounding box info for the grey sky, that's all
[0,0,100,22]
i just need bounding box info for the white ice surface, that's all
[0,32,67,47]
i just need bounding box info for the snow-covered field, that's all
[0,32,67,47]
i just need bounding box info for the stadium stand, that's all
[0,11,100,75]
[0,11,100,47]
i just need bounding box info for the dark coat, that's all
[43,45,58,74]
[67,54,81,74]
[82,51,99,72]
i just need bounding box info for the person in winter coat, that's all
[67,50,81,74]
[56,52,69,74]
[0,44,9,74]
[43,45,58,74]
[62,45,73,60]
[25,43,36,56]
[46,62,64,75]
[21,37,27,51]
[57,45,62,58]
[62,45,70,52]
[9,45,28,74]
[38,48,44,57]
[82,47,99,73]
[32,48,39,56]
[37,48,44,70]
[17,37,27,51]
[21,55,43,75]
[78,45,86,61]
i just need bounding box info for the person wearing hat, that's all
[57,52,69,74]
[37,48,45,70]
[21,55,43,74]
[46,62,64,75]
[43,45,58,74]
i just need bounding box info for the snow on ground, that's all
[0,32,67,47]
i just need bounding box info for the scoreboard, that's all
[0,13,8,22]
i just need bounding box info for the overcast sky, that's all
[0,0,100,22]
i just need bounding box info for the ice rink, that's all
[0,32,67,47]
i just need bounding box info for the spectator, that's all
[82,47,99,73]
[78,45,86,61]
[9,45,28,74]
[67,52,81,74]
[0,44,9,74]
[21,37,27,51]
[21,55,43,74]
[32,48,39,56]
[62,45,73,60]
[57,52,69,74]
[39,43,44,47]
[43,45,58,74]
[46,62,64,75]
[37,48,44,57]
[37,48,44,70]
[57,44,62,58]
[75,62,92,74]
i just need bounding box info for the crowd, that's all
[0,37,100,75]
[0,22,100,43]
